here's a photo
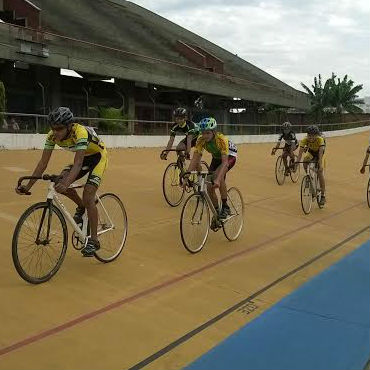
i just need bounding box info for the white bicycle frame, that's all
[306,162,320,197]
[46,182,115,243]
[190,171,239,221]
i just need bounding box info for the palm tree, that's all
[328,75,364,114]
[301,74,333,122]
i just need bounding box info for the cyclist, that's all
[15,107,108,257]
[295,125,326,206]
[271,121,298,175]
[185,117,237,221]
[160,107,200,161]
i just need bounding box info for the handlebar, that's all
[17,174,60,195]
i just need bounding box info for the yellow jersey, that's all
[194,132,237,159]
[44,123,105,155]
[299,136,326,153]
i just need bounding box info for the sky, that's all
[131,0,370,97]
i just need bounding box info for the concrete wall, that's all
[1,125,368,150]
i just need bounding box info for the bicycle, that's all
[273,147,300,185]
[12,175,128,284]
[161,149,209,207]
[179,171,244,253]
[299,161,324,214]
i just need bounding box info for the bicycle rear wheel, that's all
[367,178,370,208]
[180,194,209,253]
[12,202,68,284]
[275,155,285,185]
[301,175,313,214]
[222,187,244,241]
[94,193,128,263]
[162,162,185,207]
[290,155,300,183]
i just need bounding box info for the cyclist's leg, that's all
[208,158,221,211]
[57,167,85,208]
[83,152,107,243]
[176,139,186,152]
[219,156,236,218]
[282,148,289,171]
[303,152,313,172]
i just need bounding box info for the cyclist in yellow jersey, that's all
[15,107,108,256]
[186,117,237,220]
[295,125,326,206]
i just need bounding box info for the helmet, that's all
[199,117,217,131]
[48,107,73,126]
[307,125,320,135]
[173,107,187,118]
[282,121,292,129]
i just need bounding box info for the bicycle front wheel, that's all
[94,193,128,263]
[275,156,285,185]
[367,178,370,208]
[223,187,244,241]
[301,175,313,214]
[162,162,185,207]
[180,194,209,253]
[12,202,68,284]
[290,155,300,183]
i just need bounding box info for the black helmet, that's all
[307,125,320,135]
[173,107,187,118]
[48,107,74,126]
[282,121,292,129]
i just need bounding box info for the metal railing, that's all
[0,112,369,136]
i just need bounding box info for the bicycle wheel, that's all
[12,202,68,284]
[367,178,370,208]
[275,155,285,185]
[180,193,209,253]
[94,193,128,263]
[162,162,185,207]
[222,187,244,241]
[301,175,313,214]
[290,155,300,183]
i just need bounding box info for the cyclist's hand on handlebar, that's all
[55,182,68,194]
[271,148,276,155]
[160,152,167,160]
[15,185,31,195]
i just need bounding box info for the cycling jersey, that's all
[300,136,326,153]
[170,120,200,137]
[195,132,237,159]
[44,123,106,155]
[278,131,298,146]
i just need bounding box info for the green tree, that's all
[301,74,333,123]
[328,74,364,114]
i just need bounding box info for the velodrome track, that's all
[0,130,369,369]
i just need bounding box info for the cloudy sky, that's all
[132,0,370,97]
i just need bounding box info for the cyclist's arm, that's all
[23,149,53,191]
[296,146,305,163]
[60,150,85,187]
[187,152,202,172]
[166,135,175,151]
